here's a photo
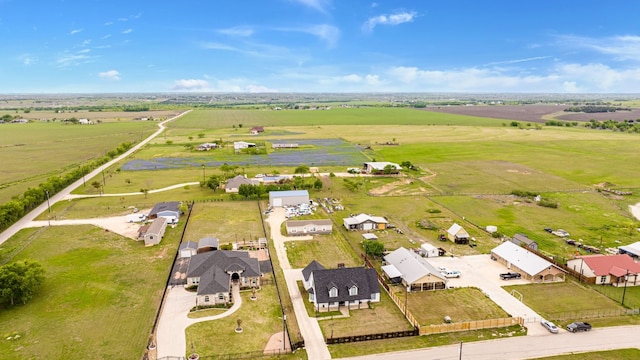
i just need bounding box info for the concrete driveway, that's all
[425,254,550,336]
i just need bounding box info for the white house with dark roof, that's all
[491,241,566,282]
[343,213,388,231]
[301,261,380,312]
[148,201,180,223]
[382,247,447,291]
[186,250,261,306]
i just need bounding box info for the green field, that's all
[537,349,640,360]
[184,200,266,243]
[0,224,180,359]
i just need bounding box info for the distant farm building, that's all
[446,223,470,244]
[363,162,401,174]
[272,142,299,149]
[250,126,264,135]
[269,190,310,207]
[509,233,538,251]
[343,213,388,231]
[286,219,332,236]
[233,141,256,150]
[196,143,218,151]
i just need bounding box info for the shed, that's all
[619,241,640,258]
[269,190,309,207]
[446,223,470,244]
[143,217,168,247]
[420,243,439,258]
[179,241,198,258]
[362,233,378,240]
[197,237,219,254]
[510,233,538,251]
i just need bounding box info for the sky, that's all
[2,0,640,94]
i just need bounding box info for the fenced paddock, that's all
[419,317,523,336]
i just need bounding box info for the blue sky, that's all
[2,0,640,93]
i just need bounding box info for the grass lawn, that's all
[503,281,627,322]
[0,224,180,359]
[589,283,640,309]
[537,348,640,360]
[316,289,414,338]
[285,233,361,269]
[327,324,526,358]
[184,200,265,243]
[184,279,284,357]
[397,286,509,326]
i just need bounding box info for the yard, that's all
[285,233,361,269]
[183,200,266,244]
[0,224,180,359]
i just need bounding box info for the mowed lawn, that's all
[183,200,266,243]
[317,289,413,338]
[538,349,640,360]
[286,233,361,269]
[185,280,284,357]
[503,281,626,320]
[401,287,509,326]
[0,224,179,359]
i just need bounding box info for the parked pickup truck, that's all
[566,321,592,333]
[500,272,522,280]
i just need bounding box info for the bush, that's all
[537,199,558,208]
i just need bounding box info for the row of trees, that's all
[0,141,133,232]
[0,260,45,307]
[564,105,631,113]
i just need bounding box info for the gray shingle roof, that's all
[311,267,379,304]
[149,201,180,217]
[187,251,261,295]
[302,260,326,282]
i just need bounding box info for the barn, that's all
[269,190,310,207]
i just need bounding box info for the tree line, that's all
[0,142,133,232]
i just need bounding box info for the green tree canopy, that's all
[0,260,45,307]
[294,165,309,174]
[363,240,384,257]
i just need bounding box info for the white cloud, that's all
[303,24,339,47]
[102,34,112,39]
[557,34,640,62]
[290,0,331,13]
[245,84,278,93]
[18,54,35,65]
[484,56,551,66]
[122,29,133,34]
[56,53,93,67]
[98,70,121,81]
[70,28,83,35]
[218,26,254,37]
[365,74,381,86]
[363,11,417,32]
[172,79,211,91]
[104,21,113,26]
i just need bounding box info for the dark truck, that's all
[500,272,522,280]
[566,322,592,333]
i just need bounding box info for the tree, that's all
[313,178,323,190]
[198,133,205,139]
[0,260,45,306]
[91,180,103,195]
[294,165,309,174]
[363,240,384,257]
[383,164,398,174]
[238,184,254,198]
[204,175,222,191]
[140,188,149,198]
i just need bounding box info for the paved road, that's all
[0,110,191,245]
[265,208,332,360]
[344,325,640,360]
[156,285,242,358]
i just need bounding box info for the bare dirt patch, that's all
[263,331,290,355]
[424,104,567,123]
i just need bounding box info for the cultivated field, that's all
[424,104,568,122]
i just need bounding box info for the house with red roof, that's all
[567,254,640,286]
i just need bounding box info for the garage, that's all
[269,190,309,207]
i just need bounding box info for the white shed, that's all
[420,243,439,258]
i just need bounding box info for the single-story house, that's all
[447,223,470,244]
[510,233,538,251]
[420,243,440,258]
[302,261,380,312]
[567,254,640,286]
[382,247,447,291]
[197,237,219,253]
[363,162,401,174]
[250,126,264,135]
[362,233,378,241]
[343,213,388,231]
[269,190,309,207]
[187,250,262,306]
[148,201,180,223]
[272,142,299,149]
[225,175,259,193]
[78,118,93,125]
[142,217,168,247]
[179,241,198,258]
[618,241,640,259]
[233,141,256,150]
[285,219,332,236]
[491,241,566,282]
[260,175,286,184]
[196,143,218,151]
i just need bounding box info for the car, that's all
[540,319,559,334]
[442,270,461,278]
[544,227,553,233]
[566,321,592,333]
[500,272,522,280]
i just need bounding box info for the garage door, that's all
[273,198,282,207]
[363,223,373,230]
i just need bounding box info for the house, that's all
[250,126,264,135]
[11,118,28,123]
[491,241,566,282]
[225,175,259,193]
[286,219,332,236]
[567,254,640,286]
[179,241,198,258]
[420,243,440,258]
[510,233,539,251]
[196,143,218,151]
[301,261,380,312]
[343,213,388,231]
[382,247,447,291]
[142,217,168,247]
[197,237,219,253]
[186,250,262,306]
[446,223,470,244]
[618,241,640,259]
[148,201,180,223]
[363,162,401,174]
[260,175,286,184]
[272,143,299,149]
[269,190,309,207]
[233,141,256,150]
[78,118,93,125]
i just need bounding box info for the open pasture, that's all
[423,104,567,122]
[12,109,182,122]
[0,224,179,359]
[557,109,640,122]
[0,121,157,203]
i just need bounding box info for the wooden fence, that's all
[419,317,524,335]
[326,328,419,344]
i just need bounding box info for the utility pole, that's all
[622,269,630,306]
[45,189,51,226]
[459,341,463,360]
[202,164,206,183]
[282,315,287,351]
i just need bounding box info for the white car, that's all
[541,319,559,334]
[442,270,461,278]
